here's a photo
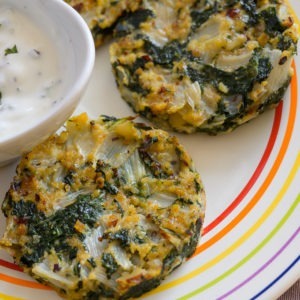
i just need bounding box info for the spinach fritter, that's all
[0,113,205,300]
[109,0,298,134]
[65,0,298,134]
[65,0,143,46]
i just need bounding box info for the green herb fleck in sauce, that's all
[5,45,18,56]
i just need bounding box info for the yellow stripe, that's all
[0,293,24,300]
[147,152,300,295]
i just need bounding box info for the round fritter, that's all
[65,0,142,47]
[0,113,205,300]
[110,0,299,134]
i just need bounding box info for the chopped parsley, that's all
[4,45,18,56]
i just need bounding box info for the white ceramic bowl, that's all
[0,0,95,166]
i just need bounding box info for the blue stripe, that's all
[250,255,300,300]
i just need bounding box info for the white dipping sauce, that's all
[0,6,63,141]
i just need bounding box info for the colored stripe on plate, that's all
[202,101,282,235]
[0,273,51,290]
[250,255,300,300]
[194,61,297,256]
[147,148,299,297]
[218,212,300,298]
[0,293,24,300]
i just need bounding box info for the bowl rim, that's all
[0,0,95,147]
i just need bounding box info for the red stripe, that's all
[202,102,283,235]
[0,99,284,270]
[0,259,22,272]
[0,105,283,271]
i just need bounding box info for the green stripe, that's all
[178,194,300,300]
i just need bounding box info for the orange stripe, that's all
[0,68,297,293]
[0,64,297,290]
[0,273,51,290]
[194,61,298,256]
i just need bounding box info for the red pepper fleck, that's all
[73,3,83,13]
[182,160,189,167]
[15,216,28,224]
[279,56,287,65]
[35,194,41,202]
[142,55,152,62]
[109,219,118,227]
[185,229,193,236]
[53,264,61,272]
[227,8,240,18]
[285,16,294,27]
[159,86,167,94]
[126,274,144,284]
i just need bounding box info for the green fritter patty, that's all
[109,0,299,134]
[0,113,206,300]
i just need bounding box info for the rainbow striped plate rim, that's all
[0,1,299,299]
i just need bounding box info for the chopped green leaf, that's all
[108,229,130,247]
[8,194,104,267]
[115,9,154,37]
[144,40,184,67]
[5,45,18,56]
[191,4,218,29]
[260,7,286,35]
[101,253,118,279]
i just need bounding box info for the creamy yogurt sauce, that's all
[0,6,64,141]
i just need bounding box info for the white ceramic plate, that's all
[0,1,299,299]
